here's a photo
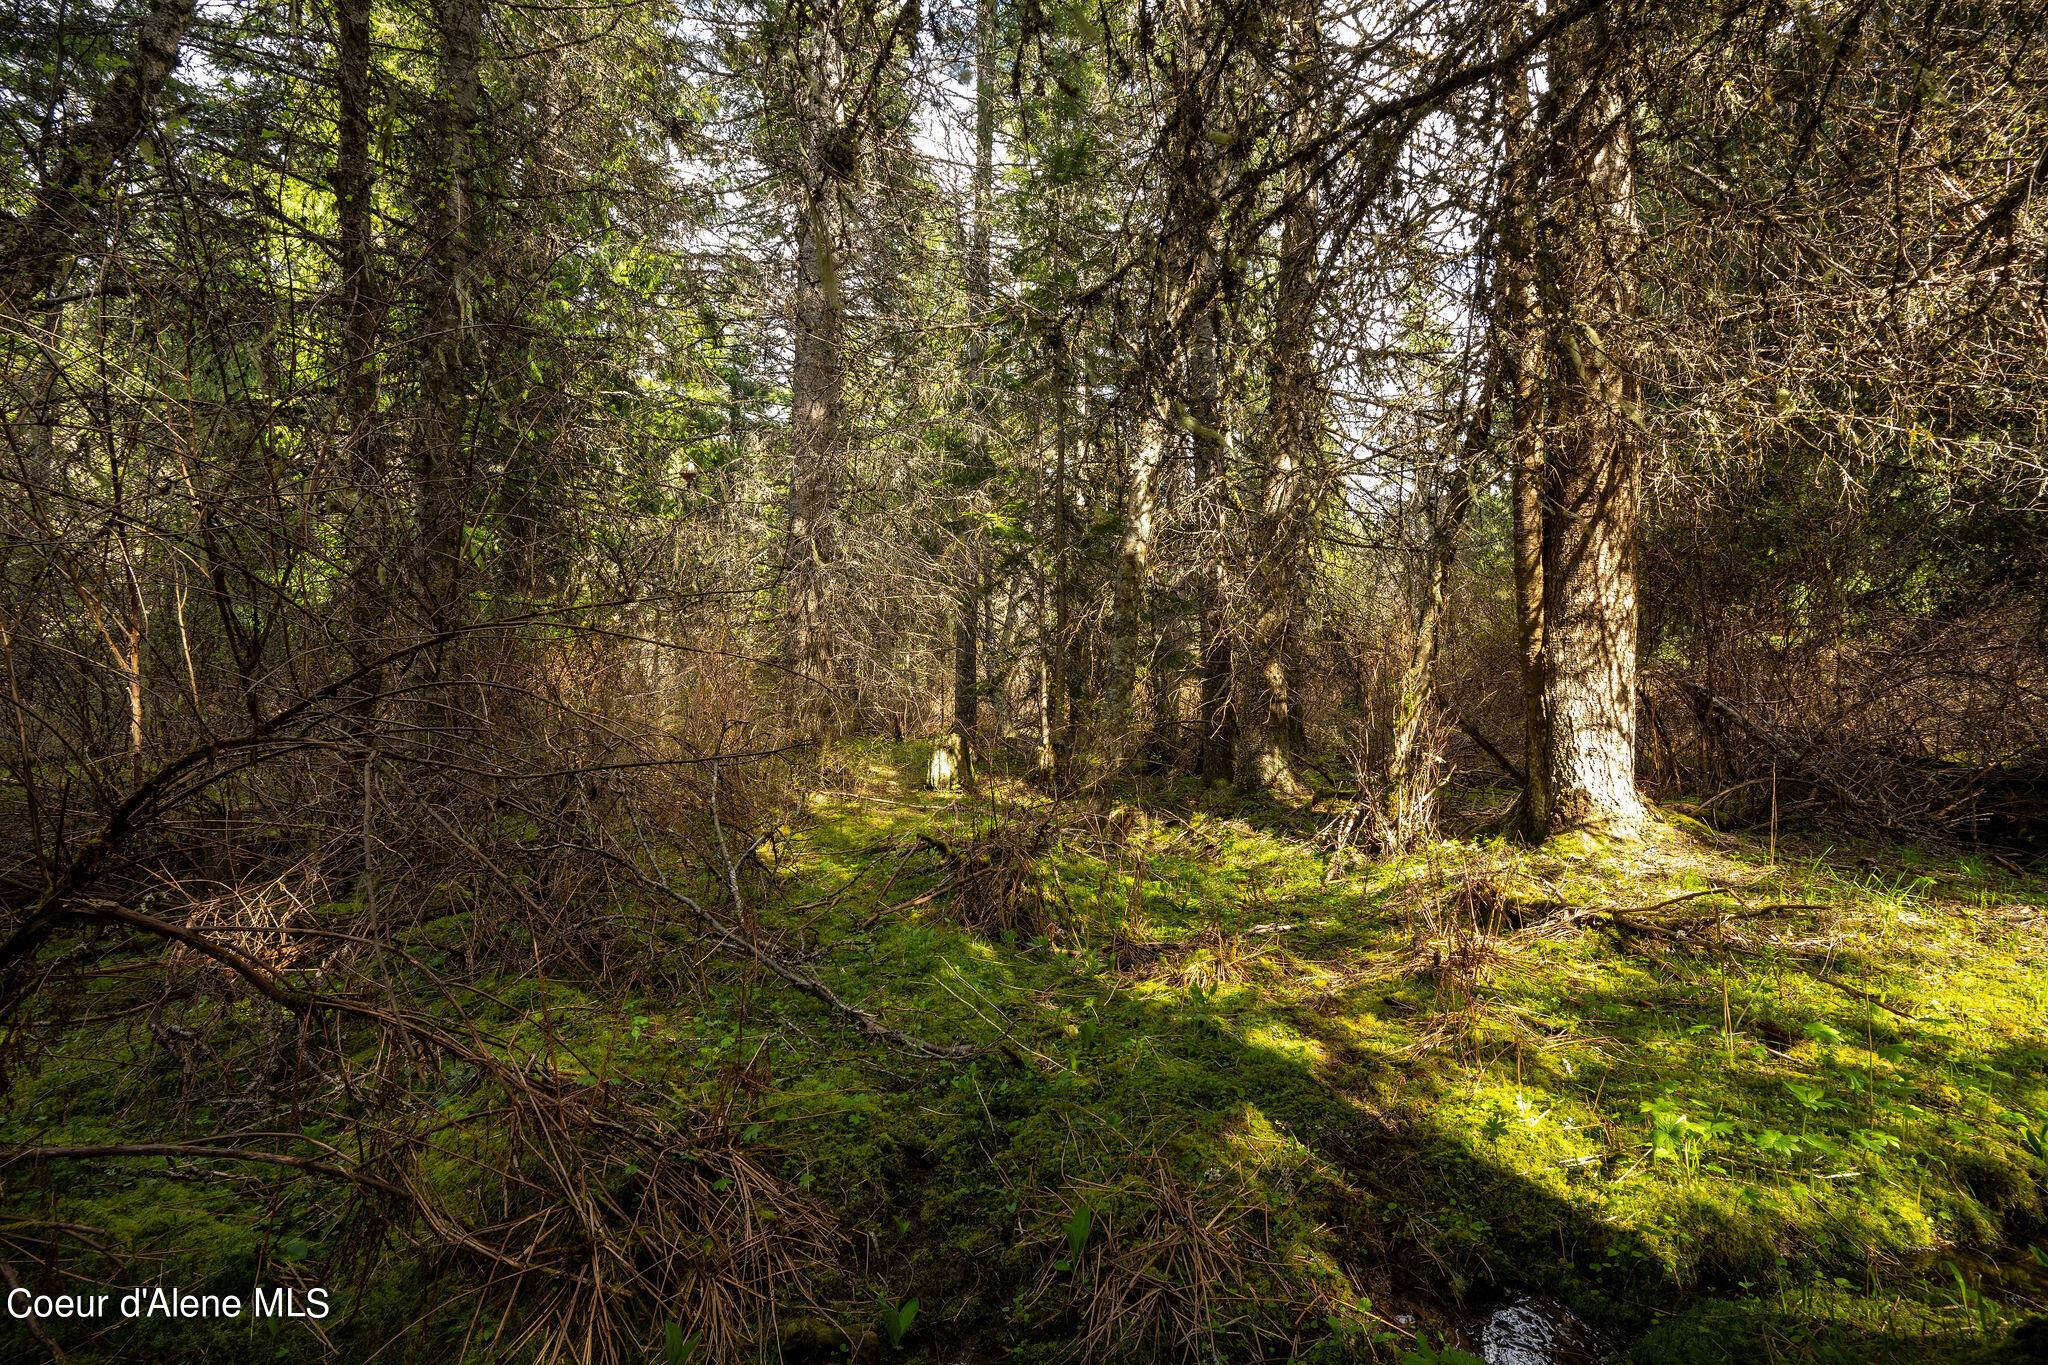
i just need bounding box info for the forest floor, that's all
[8,739,2048,1364]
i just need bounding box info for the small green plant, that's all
[1399,1339,1485,1365]
[1641,1097,1734,1178]
[1940,1260,2002,1335]
[1783,1080,1833,1113]
[1059,1201,1095,1270]
[1804,1019,1847,1047]
[1753,1128,1801,1158]
[662,1323,702,1365]
[876,1296,919,1350]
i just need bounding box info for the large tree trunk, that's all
[1104,412,1167,744]
[1189,307,1235,782]
[1046,341,1075,775]
[785,9,849,734]
[334,0,390,659]
[410,0,483,637]
[1500,19,1551,829]
[1528,47,1647,836]
[1238,167,1318,803]
[949,0,997,789]
[1380,453,1477,847]
[1102,0,1231,767]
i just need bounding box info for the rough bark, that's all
[409,0,484,637]
[1238,166,1318,803]
[1381,454,1477,848]
[1046,345,1075,774]
[335,0,379,467]
[1190,307,1235,782]
[951,0,997,789]
[785,8,850,733]
[1530,47,1647,836]
[334,0,391,658]
[1105,412,1168,741]
[1500,19,1551,830]
[1101,0,1229,761]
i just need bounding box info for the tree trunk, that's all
[1238,167,1317,803]
[1500,18,1551,830]
[1105,413,1167,746]
[950,0,997,788]
[1047,344,1074,774]
[410,0,483,637]
[1529,48,1647,836]
[335,0,378,450]
[334,0,389,657]
[1381,457,1477,848]
[785,8,849,734]
[952,572,980,787]
[1190,307,1235,782]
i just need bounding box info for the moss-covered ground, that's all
[6,740,2048,1363]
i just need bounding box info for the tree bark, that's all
[334,0,390,658]
[1500,17,1551,830]
[409,0,483,638]
[1047,341,1075,774]
[1529,46,1647,836]
[1238,165,1318,803]
[1381,452,1477,847]
[1105,412,1167,743]
[335,0,378,448]
[785,7,850,734]
[1190,307,1235,782]
[951,0,997,788]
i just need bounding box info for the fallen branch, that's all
[1454,716,1526,788]
[569,838,976,1061]
[1677,681,1901,831]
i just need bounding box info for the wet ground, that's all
[1453,1295,1607,1364]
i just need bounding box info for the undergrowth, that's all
[4,738,2046,1363]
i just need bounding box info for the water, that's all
[1459,1295,1605,1365]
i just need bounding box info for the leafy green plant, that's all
[662,1323,702,1365]
[1940,1260,2002,1335]
[1642,1097,1734,1178]
[1783,1080,1833,1113]
[1752,1128,1801,1158]
[1058,1201,1095,1270]
[876,1297,919,1350]
[1804,1019,1847,1047]
[1399,1339,1485,1365]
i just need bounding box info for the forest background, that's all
[3,0,2048,1358]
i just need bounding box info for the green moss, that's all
[8,757,2047,1361]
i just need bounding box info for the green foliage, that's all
[876,1296,919,1350]
[1062,1201,1094,1266]
[10,746,2047,1361]
[662,1323,703,1365]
